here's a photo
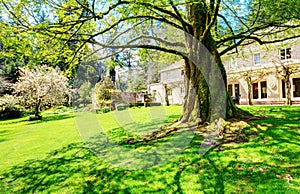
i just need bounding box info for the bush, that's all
[102,107,110,113]
[95,109,101,114]
[0,95,24,119]
[116,104,129,111]
[51,106,72,113]
[129,102,144,107]
[150,102,162,106]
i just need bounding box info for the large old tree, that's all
[1,0,300,122]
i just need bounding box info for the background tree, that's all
[138,48,182,85]
[78,81,92,107]
[13,66,70,119]
[94,76,118,109]
[0,0,93,82]
[0,73,11,95]
[2,0,300,123]
[126,69,147,92]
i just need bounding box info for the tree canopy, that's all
[2,0,299,56]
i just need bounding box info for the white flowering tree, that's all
[13,66,70,119]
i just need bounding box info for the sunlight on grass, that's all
[1,105,300,193]
[0,112,81,172]
[98,106,182,142]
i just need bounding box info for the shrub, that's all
[116,104,129,111]
[150,102,162,106]
[0,95,24,119]
[102,107,110,113]
[94,77,121,109]
[52,106,72,113]
[129,102,144,107]
[95,109,101,114]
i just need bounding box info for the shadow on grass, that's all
[0,113,74,126]
[1,106,300,193]
[1,135,299,193]
[27,114,75,125]
[0,130,10,143]
[102,110,182,144]
[0,138,226,193]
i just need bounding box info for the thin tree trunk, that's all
[246,77,253,105]
[285,77,292,105]
[164,84,170,106]
[35,99,41,116]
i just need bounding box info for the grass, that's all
[0,105,300,193]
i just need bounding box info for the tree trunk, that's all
[180,52,236,123]
[164,84,170,106]
[246,77,253,105]
[285,76,292,105]
[109,68,116,83]
[35,99,41,117]
[180,3,237,123]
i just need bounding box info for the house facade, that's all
[224,38,300,105]
[148,38,300,105]
[148,60,185,105]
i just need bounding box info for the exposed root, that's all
[124,121,197,145]
[122,113,261,147]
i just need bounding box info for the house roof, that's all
[160,59,184,72]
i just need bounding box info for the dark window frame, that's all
[293,78,300,97]
[280,48,292,60]
[260,81,267,99]
[228,84,233,97]
[253,83,259,99]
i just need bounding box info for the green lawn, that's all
[0,105,300,193]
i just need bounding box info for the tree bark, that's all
[180,2,237,123]
[180,37,237,123]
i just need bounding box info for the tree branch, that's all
[169,0,190,32]
[202,0,221,40]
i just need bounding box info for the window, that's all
[253,81,267,99]
[229,58,237,70]
[260,81,267,98]
[282,80,286,98]
[228,84,239,97]
[280,48,291,60]
[180,87,184,96]
[254,53,261,65]
[293,78,300,97]
[253,83,259,99]
[228,84,233,96]
[234,84,240,97]
[181,70,184,76]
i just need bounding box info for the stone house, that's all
[148,60,185,105]
[148,38,300,105]
[224,38,300,105]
